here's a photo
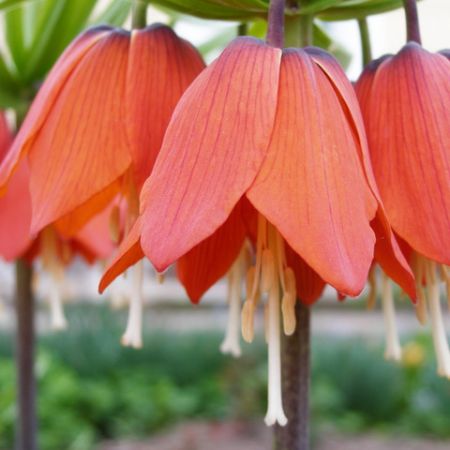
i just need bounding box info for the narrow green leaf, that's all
[91,0,131,27]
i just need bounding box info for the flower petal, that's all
[176,201,247,303]
[0,27,111,191]
[139,37,281,271]
[371,212,416,300]
[99,217,144,293]
[28,29,132,233]
[285,245,325,305]
[126,25,205,187]
[247,49,377,295]
[358,44,450,265]
[0,160,32,260]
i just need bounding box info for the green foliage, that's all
[1,304,450,449]
[153,0,409,21]
[0,0,131,108]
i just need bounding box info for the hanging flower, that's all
[0,112,115,329]
[100,37,415,425]
[0,23,205,345]
[0,24,205,236]
[356,43,450,376]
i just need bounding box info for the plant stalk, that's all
[358,18,372,67]
[402,0,421,44]
[15,259,36,450]
[274,303,311,450]
[132,0,148,29]
[266,0,286,48]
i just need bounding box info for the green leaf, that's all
[3,4,27,73]
[91,0,131,27]
[22,0,97,81]
[152,0,267,20]
[318,0,406,20]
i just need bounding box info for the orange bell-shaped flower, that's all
[0,24,205,236]
[356,43,450,376]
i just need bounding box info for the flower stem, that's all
[275,303,310,450]
[132,0,148,29]
[358,18,372,67]
[266,0,286,48]
[15,259,36,450]
[403,0,421,44]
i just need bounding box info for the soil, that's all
[99,421,450,450]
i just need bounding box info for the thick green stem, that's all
[358,18,372,67]
[132,0,148,29]
[285,14,313,47]
[238,23,248,37]
[15,259,36,450]
[403,0,421,44]
[274,304,311,450]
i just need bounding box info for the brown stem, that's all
[274,303,311,450]
[266,0,286,48]
[403,0,421,44]
[15,259,37,450]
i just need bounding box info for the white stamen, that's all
[264,282,287,427]
[121,261,144,349]
[220,253,245,357]
[48,270,67,331]
[381,273,402,361]
[426,262,450,378]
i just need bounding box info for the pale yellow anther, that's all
[283,267,296,298]
[241,300,256,343]
[261,249,275,293]
[109,205,121,243]
[156,273,165,284]
[281,293,296,335]
[415,288,428,325]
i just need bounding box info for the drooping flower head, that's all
[100,36,415,425]
[356,42,450,376]
[0,112,115,329]
[0,24,205,236]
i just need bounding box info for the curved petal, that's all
[75,205,116,261]
[247,49,377,295]
[28,30,132,234]
[0,160,32,260]
[54,179,120,237]
[126,25,205,187]
[99,217,144,293]
[358,44,450,265]
[285,245,325,305]
[308,48,416,295]
[176,200,247,303]
[0,27,112,191]
[371,212,416,300]
[139,37,281,271]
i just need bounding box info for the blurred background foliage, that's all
[1,304,450,450]
[0,0,411,115]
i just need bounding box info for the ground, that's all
[99,421,450,450]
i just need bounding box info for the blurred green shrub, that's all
[0,304,450,449]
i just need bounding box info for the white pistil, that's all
[381,272,402,361]
[48,269,67,330]
[220,249,246,357]
[121,261,144,349]
[426,261,450,378]
[264,281,287,427]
